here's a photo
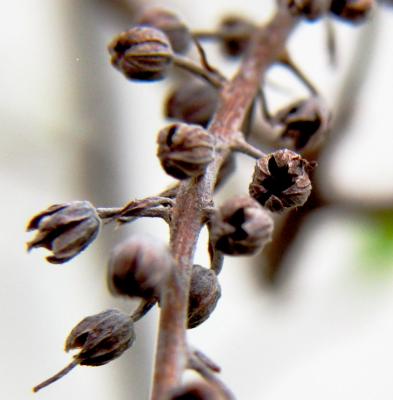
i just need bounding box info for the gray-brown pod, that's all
[210,195,273,255]
[107,235,173,300]
[108,26,173,81]
[157,123,215,180]
[249,149,313,212]
[187,265,221,329]
[26,200,100,264]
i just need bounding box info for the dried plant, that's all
[26,1,391,398]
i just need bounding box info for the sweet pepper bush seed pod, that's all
[107,235,173,300]
[165,80,218,128]
[66,309,135,366]
[157,123,215,180]
[330,0,374,22]
[249,150,313,212]
[108,26,173,81]
[274,97,331,151]
[211,196,273,256]
[218,15,255,57]
[137,8,191,54]
[169,381,223,399]
[26,201,100,264]
[187,265,221,329]
[278,0,328,20]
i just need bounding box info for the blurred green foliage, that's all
[358,210,393,275]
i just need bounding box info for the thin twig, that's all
[231,135,267,159]
[173,55,224,89]
[97,196,173,223]
[131,299,156,322]
[33,361,78,393]
[192,36,227,83]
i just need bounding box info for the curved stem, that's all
[33,361,78,393]
[131,299,156,322]
[192,36,228,83]
[173,55,224,89]
[279,52,318,95]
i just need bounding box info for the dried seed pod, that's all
[66,309,135,366]
[249,149,313,212]
[330,0,374,22]
[107,234,173,300]
[108,26,173,81]
[165,80,218,128]
[187,265,221,329]
[210,196,273,256]
[278,0,328,20]
[218,15,255,57]
[137,7,191,53]
[274,97,331,151]
[169,381,223,399]
[33,309,135,392]
[157,123,215,180]
[26,201,100,264]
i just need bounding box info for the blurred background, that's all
[1,0,393,399]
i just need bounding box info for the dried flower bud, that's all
[210,196,273,255]
[249,149,313,212]
[66,309,135,366]
[157,123,215,180]
[107,235,173,300]
[137,8,191,53]
[330,0,374,22]
[218,15,255,57]
[187,265,221,329]
[274,97,331,151]
[278,0,328,20]
[165,80,218,128]
[108,26,173,81]
[169,381,223,399]
[26,201,100,264]
[33,309,135,392]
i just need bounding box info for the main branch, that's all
[152,8,298,399]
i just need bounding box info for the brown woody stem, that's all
[151,8,298,400]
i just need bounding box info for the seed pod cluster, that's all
[329,0,374,22]
[187,265,221,329]
[218,15,255,57]
[249,149,313,212]
[165,80,218,128]
[157,123,215,180]
[107,235,173,300]
[274,97,331,151]
[108,26,173,81]
[26,201,100,264]
[137,8,191,53]
[210,196,273,256]
[66,309,135,366]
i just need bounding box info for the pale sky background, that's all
[1,1,393,399]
